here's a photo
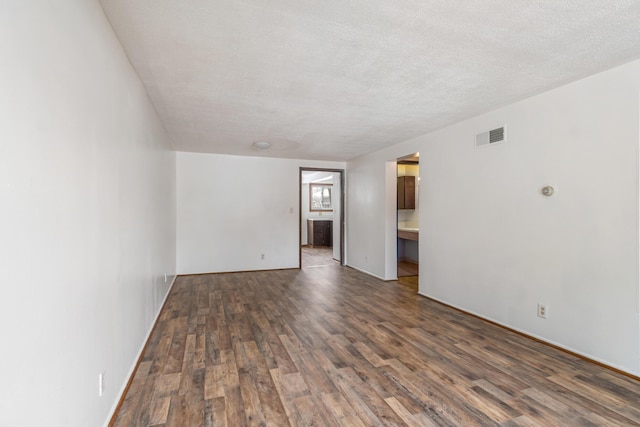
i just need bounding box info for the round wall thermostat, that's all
[541,186,554,197]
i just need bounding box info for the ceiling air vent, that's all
[475,125,506,149]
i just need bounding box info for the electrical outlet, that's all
[537,304,547,319]
[164,273,167,283]
[261,253,265,260]
[289,207,294,214]
[98,371,105,397]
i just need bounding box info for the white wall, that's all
[177,152,344,274]
[347,161,381,278]
[0,2,176,426]
[347,59,640,375]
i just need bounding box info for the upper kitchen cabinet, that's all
[397,176,415,210]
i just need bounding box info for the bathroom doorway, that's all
[397,153,419,288]
[299,168,345,269]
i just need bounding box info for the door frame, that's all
[299,167,345,268]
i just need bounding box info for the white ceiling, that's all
[99,0,640,161]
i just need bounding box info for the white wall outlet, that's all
[98,371,105,397]
[289,207,294,214]
[261,253,265,260]
[537,304,547,319]
[164,273,167,283]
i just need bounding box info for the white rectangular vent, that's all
[475,126,506,148]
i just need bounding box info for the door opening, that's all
[299,168,345,268]
[396,153,419,289]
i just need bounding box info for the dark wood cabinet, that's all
[397,176,415,209]
[307,219,333,247]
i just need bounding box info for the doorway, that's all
[299,168,345,268]
[396,153,419,288]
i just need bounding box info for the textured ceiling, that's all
[99,0,640,161]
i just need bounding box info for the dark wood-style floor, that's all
[113,249,640,426]
[397,260,418,278]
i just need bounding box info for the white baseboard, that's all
[418,291,640,379]
[104,275,177,427]
[346,264,386,281]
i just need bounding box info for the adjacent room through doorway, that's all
[396,153,419,288]
[299,168,345,268]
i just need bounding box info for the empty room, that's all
[2,1,640,426]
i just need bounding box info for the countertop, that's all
[398,227,419,241]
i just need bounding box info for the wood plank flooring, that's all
[397,260,418,278]
[301,246,336,268]
[113,250,640,426]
